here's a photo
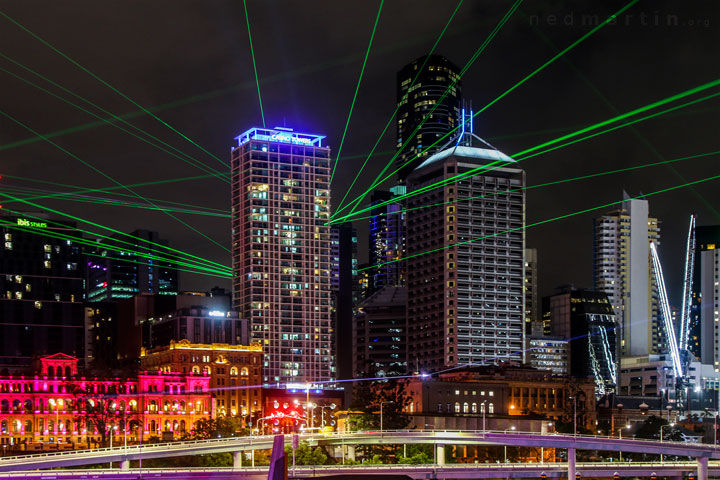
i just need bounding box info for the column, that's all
[697,456,708,480]
[567,447,576,480]
[119,460,130,471]
[436,444,445,465]
[233,451,243,468]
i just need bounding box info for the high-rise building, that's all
[0,213,85,373]
[690,225,720,364]
[86,230,178,302]
[405,144,525,372]
[231,127,333,384]
[330,223,357,381]
[593,194,661,357]
[524,248,539,335]
[353,285,407,377]
[368,186,405,293]
[396,54,461,182]
[543,287,619,395]
[149,306,247,348]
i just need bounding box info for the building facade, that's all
[149,306,246,348]
[593,194,661,357]
[140,340,262,423]
[231,127,333,384]
[330,223,357,381]
[352,285,407,377]
[396,54,461,181]
[0,353,212,451]
[405,146,525,371]
[368,187,406,294]
[543,288,619,395]
[527,337,569,376]
[86,229,178,302]
[692,226,720,365]
[0,213,85,373]
[524,248,538,335]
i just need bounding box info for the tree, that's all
[65,383,137,448]
[349,369,411,431]
[284,441,329,465]
[180,417,243,440]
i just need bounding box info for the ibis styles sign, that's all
[17,218,48,228]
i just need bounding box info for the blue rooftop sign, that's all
[235,127,326,148]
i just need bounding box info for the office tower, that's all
[0,213,85,373]
[84,301,119,370]
[353,286,407,377]
[690,225,720,364]
[150,306,246,347]
[368,186,405,293]
[543,287,619,395]
[524,248,539,335]
[527,337,569,376]
[396,54,461,181]
[86,230,178,301]
[330,223,357,381]
[231,127,333,384]
[405,143,525,371]
[593,194,661,357]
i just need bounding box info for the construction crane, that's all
[650,242,683,380]
[679,214,697,360]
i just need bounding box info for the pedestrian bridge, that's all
[1,430,719,478]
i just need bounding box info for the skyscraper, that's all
[396,54,461,182]
[524,248,538,335]
[86,229,178,302]
[405,143,525,371]
[694,225,720,366]
[0,212,85,373]
[368,186,405,293]
[593,194,661,357]
[330,223,357,381]
[231,127,333,384]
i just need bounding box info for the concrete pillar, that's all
[119,460,130,471]
[347,445,355,462]
[697,456,708,480]
[233,451,242,468]
[567,447,576,480]
[436,444,445,465]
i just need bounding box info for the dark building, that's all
[149,306,246,348]
[543,287,619,396]
[330,223,357,381]
[689,224,720,364]
[0,213,85,373]
[396,54,461,182]
[368,187,405,294]
[84,301,119,370]
[86,229,178,302]
[353,286,407,377]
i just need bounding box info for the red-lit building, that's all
[0,353,213,451]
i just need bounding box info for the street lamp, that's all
[617,424,630,462]
[705,408,718,445]
[568,395,577,435]
[380,401,394,433]
[480,400,487,432]
[504,426,516,463]
[660,423,675,464]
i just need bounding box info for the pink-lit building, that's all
[0,353,213,451]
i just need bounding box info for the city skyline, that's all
[0,0,718,302]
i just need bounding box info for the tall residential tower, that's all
[231,127,333,384]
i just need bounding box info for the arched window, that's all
[192,366,200,374]
[454,402,460,413]
[119,401,126,411]
[48,419,55,433]
[0,419,8,433]
[180,420,186,432]
[129,400,137,412]
[180,400,186,412]
[12,419,21,433]
[150,420,156,432]
[463,402,469,413]
[488,403,494,414]
[173,420,178,431]
[471,402,478,413]
[36,398,44,411]
[149,400,157,412]
[164,420,171,432]
[241,367,249,376]
[164,400,170,411]
[47,366,53,376]
[24,420,32,433]
[203,366,211,374]
[0,399,8,412]
[65,420,71,432]
[230,367,238,376]
[12,399,21,411]
[65,366,72,377]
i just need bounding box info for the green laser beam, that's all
[242,0,265,128]
[0,108,231,253]
[521,10,720,222]
[0,54,229,183]
[84,252,231,279]
[0,215,230,276]
[0,9,227,169]
[333,0,465,214]
[0,191,231,272]
[332,75,720,223]
[359,173,720,271]
[336,0,524,219]
[340,0,641,213]
[337,149,720,224]
[329,0,384,185]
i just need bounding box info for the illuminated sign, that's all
[17,218,48,228]
[208,310,225,317]
[270,133,313,145]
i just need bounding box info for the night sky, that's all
[0,1,718,301]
